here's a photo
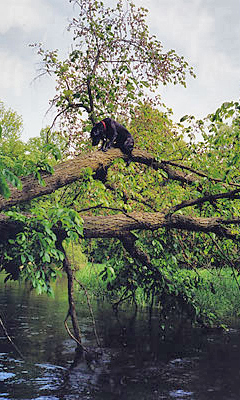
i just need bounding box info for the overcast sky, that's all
[1,0,240,141]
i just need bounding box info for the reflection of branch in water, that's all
[0,314,24,359]
[113,289,137,311]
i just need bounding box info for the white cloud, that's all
[0,50,32,96]
[0,0,50,34]
[0,0,75,140]
[134,0,240,120]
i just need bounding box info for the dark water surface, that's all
[1,278,240,400]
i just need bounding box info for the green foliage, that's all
[129,100,187,157]
[26,128,66,163]
[0,102,66,198]
[1,207,84,295]
[83,229,240,325]
[180,268,240,325]
[0,100,23,141]
[0,101,24,198]
[180,101,240,184]
[0,163,22,198]
[84,233,200,317]
[68,243,240,325]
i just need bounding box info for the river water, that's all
[1,277,240,400]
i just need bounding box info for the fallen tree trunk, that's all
[0,148,196,211]
[0,148,238,245]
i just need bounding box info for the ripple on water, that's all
[0,372,15,381]
[32,397,59,400]
[169,389,194,398]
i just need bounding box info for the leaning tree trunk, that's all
[0,148,197,212]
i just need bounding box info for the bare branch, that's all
[162,160,240,188]
[168,188,240,215]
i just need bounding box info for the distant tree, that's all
[0,101,24,198]
[0,101,23,138]
[26,127,67,163]
[0,101,24,157]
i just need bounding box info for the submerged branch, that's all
[74,277,101,348]
[56,240,83,352]
[0,315,24,359]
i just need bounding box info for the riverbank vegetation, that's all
[1,0,240,354]
[73,257,240,327]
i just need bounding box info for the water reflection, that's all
[1,277,240,399]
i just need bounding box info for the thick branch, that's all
[82,212,237,240]
[0,211,238,245]
[132,151,197,185]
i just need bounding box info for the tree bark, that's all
[0,211,237,245]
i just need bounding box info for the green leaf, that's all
[180,115,188,122]
[43,252,50,263]
[21,254,26,264]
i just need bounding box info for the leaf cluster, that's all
[1,207,83,295]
